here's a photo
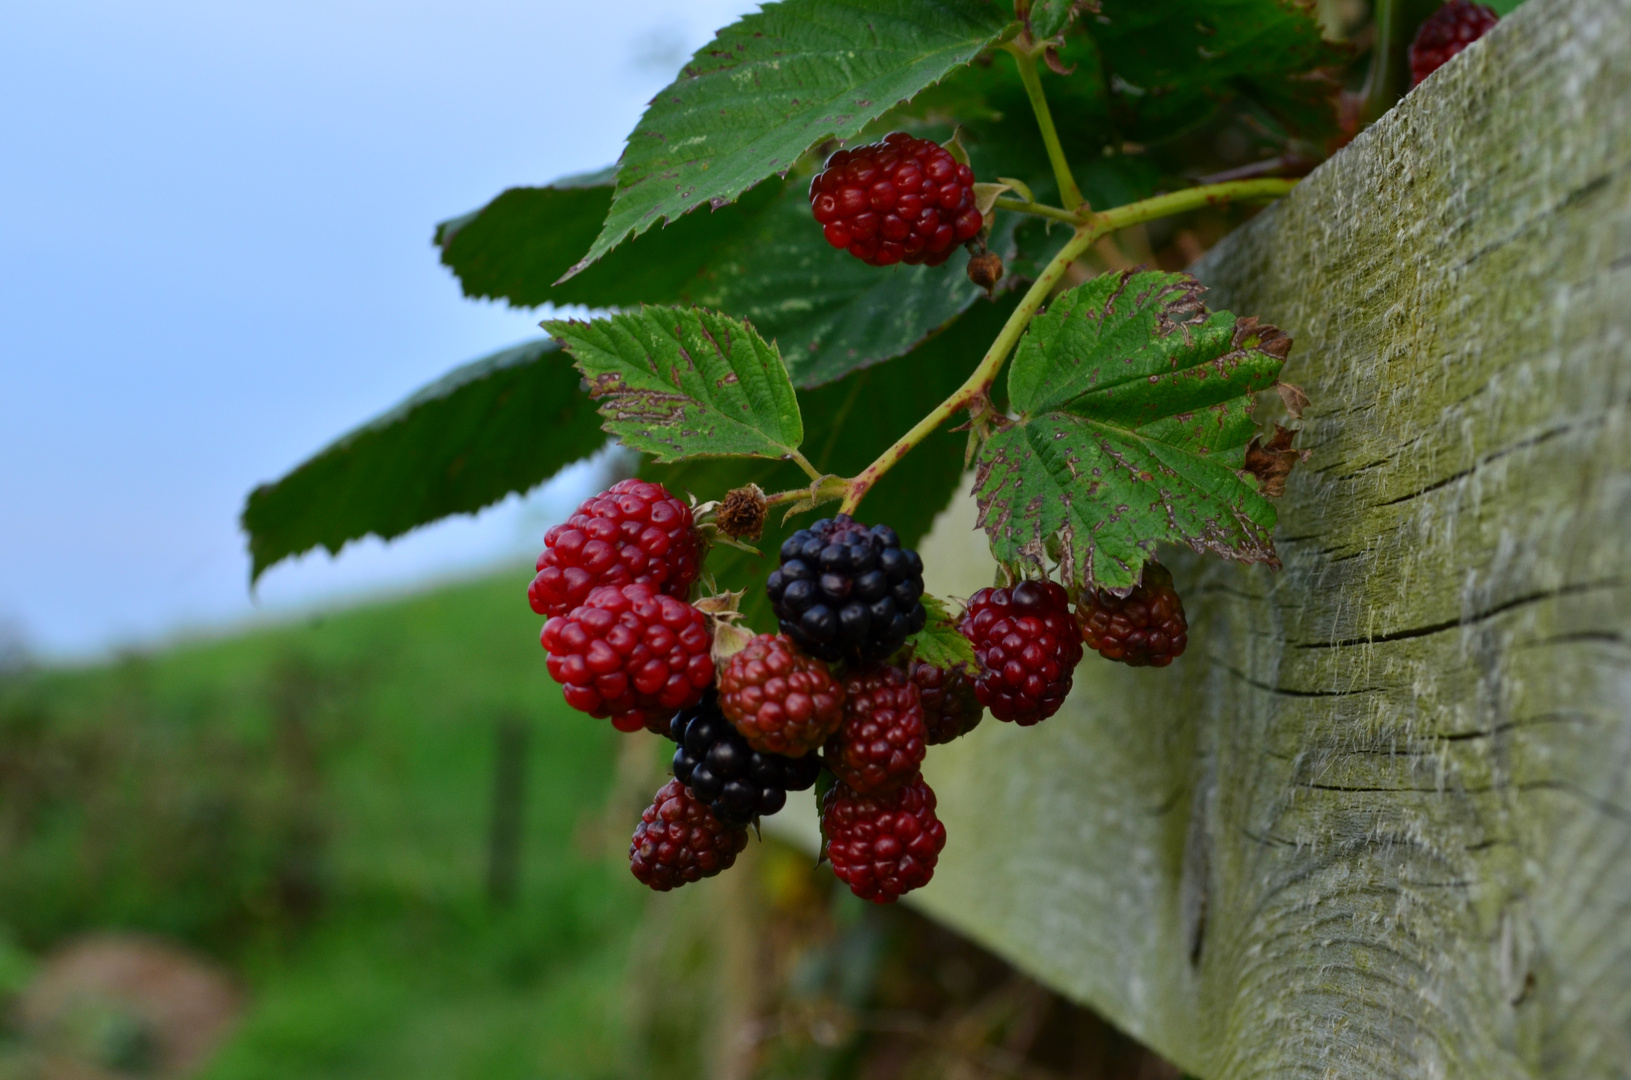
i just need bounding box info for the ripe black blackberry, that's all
[766,515,927,664]
[669,692,823,826]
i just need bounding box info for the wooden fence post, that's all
[778,0,1631,1073]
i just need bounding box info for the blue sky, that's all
[0,0,754,658]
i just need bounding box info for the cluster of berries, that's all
[530,479,1190,903]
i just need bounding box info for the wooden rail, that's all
[776,0,1631,1073]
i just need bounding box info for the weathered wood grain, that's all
[777,0,1631,1074]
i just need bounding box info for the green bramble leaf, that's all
[242,339,603,583]
[1091,0,1349,142]
[899,594,978,668]
[546,307,804,465]
[565,0,1015,278]
[975,270,1293,591]
[651,294,1019,631]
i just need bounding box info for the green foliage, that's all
[246,0,1342,627]
[1018,0,1082,39]
[654,295,1019,629]
[569,0,1015,277]
[441,173,1026,389]
[899,595,979,668]
[677,178,1028,388]
[1091,0,1348,141]
[975,270,1288,590]
[242,339,603,583]
[546,308,803,464]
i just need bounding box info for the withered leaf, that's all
[1243,423,1308,498]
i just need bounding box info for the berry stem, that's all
[991,196,1083,224]
[1002,38,1086,213]
[1092,177,1298,231]
[835,176,1299,516]
[787,449,824,482]
[838,222,1098,514]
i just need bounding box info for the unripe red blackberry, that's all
[1409,1,1498,87]
[1078,562,1188,668]
[958,580,1083,726]
[767,515,927,665]
[717,634,845,757]
[908,658,983,745]
[528,479,700,619]
[809,132,983,267]
[629,778,748,891]
[541,583,714,733]
[824,665,927,796]
[822,775,946,903]
[669,692,823,826]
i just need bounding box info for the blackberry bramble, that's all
[908,658,983,745]
[822,775,947,903]
[809,132,982,267]
[528,479,700,619]
[629,779,748,891]
[717,633,845,757]
[824,665,928,796]
[959,580,1083,725]
[541,583,714,733]
[767,515,927,665]
[1078,562,1188,668]
[670,693,822,826]
[1409,1,1498,87]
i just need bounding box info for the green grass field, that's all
[1,569,667,1079]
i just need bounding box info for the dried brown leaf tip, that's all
[717,484,768,541]
[1243,424,1308,498]
[1276,382,1310,419]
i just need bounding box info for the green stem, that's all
[766,475,849,508]
[787,450,823,482]
[838,222,1101,515]
[1002,40,1085,213]
[1093,177,1298,231]
[835,176,1299,516]
[992,196,1082,225]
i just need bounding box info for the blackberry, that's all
[541,583,714,733]
[528,479,700,619]
[959,580,1083,725]
[824,665,927,796]
[767,515,927,665]
[809,132,982,267]
[629,778,748,891]
[718,633,845,757]
[670,692,823,826]
[822,775,946,903]
[1078,561,1188,668]
[1409,1,1498,87]
[908,658,983,744]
